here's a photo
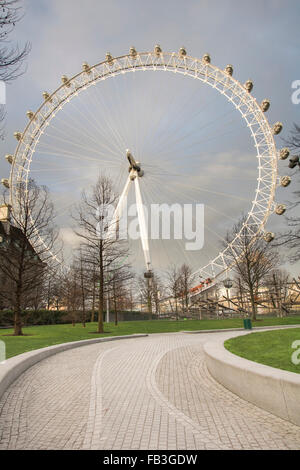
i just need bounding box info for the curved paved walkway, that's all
[0,332,300,450]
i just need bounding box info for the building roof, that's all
[0,221,40,260]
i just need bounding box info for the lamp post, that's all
[106,292,110,323]
[223,278,233,310]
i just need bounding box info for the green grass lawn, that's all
[1,316,300,359]
[225,328,300,374]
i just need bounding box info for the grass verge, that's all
[1,316,300,359]
[225,327,300,374]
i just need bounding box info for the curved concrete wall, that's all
[0,334,148,402]
[204,335,300,427]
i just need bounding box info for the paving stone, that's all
[0,332,299,449]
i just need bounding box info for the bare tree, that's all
[263,269,291,317]
[0,0,30,138]
[73,175,130,333]
[0,179,59,335]
[138,274,154,315]
[0,1,30,79]
[224,218,279,320]
[178,263,192,314]
[109,264,133,325]
[151,275,164,316]
[138,274,163,317]
[127,279,135,313]
[276,123,300,261]
[61,264,81,327]
[166,265,181,319]
[90,262,97,322]
[284,123,300,152]
[74,247,90,328]
[44,267,64,311]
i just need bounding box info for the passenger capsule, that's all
[5,154,14,164]
[273,122,283,135]
[280,176,291,187]
[202,53,211,63]
[261,99,270,112]
[279,148,290,160]
[264,232,275,243]
[275,204,286,215]
[82,62,91,74]
[1,178,10,189]
[225,64,233,76]
[61,75,71,87]
[14,132,22,141]
[106,52,114,65]
[179,47,187,57]
[43,91,52,102]
[129,46,137,58]
[154,44,162,56]
[26,111,34,120]
[244,80,253,92]
[144,270,154,279]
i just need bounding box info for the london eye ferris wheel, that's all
[1,45,292,284]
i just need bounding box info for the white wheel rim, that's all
[9,51,278,277]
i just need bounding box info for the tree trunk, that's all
[114,297,118,326]
[91,277,95,323]
[14,306,23,335]
[97,243,104,333]
[238,279,245,317]
[47,280,51,310]
[80,268,86,328]
[14,285,23,336]
[249,289,257,321]
[98,288,104,333]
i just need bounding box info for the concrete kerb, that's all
[184,323,300,334]
[203,330,300,427]
[0,334,148,402]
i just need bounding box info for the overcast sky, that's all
[0,0,299,277]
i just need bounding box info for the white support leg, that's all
[134,176,151,271]
[108,175,131,239]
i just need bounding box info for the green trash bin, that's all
[243,318,253,330]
